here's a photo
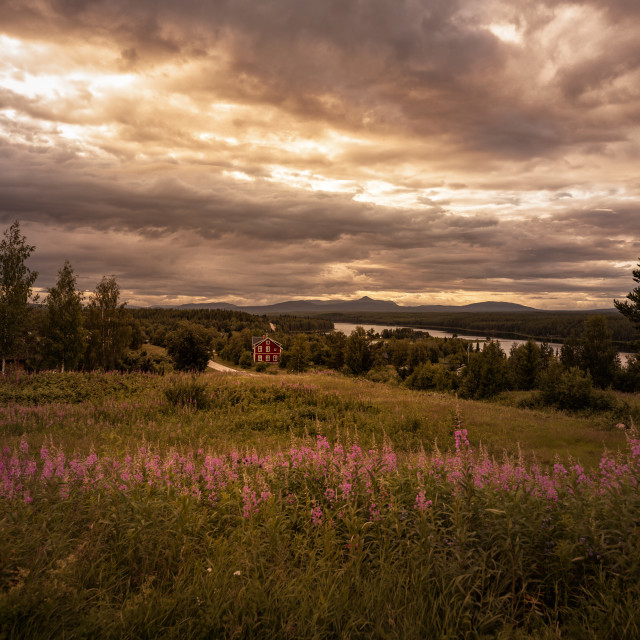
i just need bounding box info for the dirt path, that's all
[207,360,255,375]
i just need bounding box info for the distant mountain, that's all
[166,296,540,314]
[170,302,244,311]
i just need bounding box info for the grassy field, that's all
[1,370,639,638]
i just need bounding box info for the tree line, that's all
[318,309,637,348]
[0,222,333,373]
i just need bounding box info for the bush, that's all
[365,366,399,384]
[535,362,625,415]
[539,363,594,411]
[239,352,254,369]
[405,362,454,392]
[163,376,211,410]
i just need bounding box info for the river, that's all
[333,322,635,366]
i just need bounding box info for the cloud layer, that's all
[0,0,639,307]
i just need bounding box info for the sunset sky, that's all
[1,0,639,309]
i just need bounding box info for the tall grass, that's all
[1,370,638,638]
[1,429,639,638]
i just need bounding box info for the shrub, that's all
[163,376,211,410]
[535,362,624,415]
[238,352,254,369]
[405,361,454,392]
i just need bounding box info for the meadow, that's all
[1,370,639,638]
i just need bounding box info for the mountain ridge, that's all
[152,296,615,315]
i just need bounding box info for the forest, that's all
[316,310,638,348]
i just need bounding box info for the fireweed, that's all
[2,430,640,638]
[2,431,639,515]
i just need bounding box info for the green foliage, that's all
[220,330,252,365]
[344,326,371,374]
[122,348,172,374]
[163,376,211,410]
[538,362,594,411]
[287,335,311,372]
[131,307,271,346]
[614,257,640,333]
[365,366,400,384]
[323,310,638,348]
[535,362,623,414]
[559,317,620,389]
[43,261,85,372]
[2,429,640,638]
[84,276,131,370]
[269,314,333,332]
[614,355,640,392]
[0,221,38,371]
[165,321,213,372]
[0,370,155,405]
[460,341,509,399]
[508,339,542,390]
[405,361,455,392]
[238,351,254,369]
[579,316,619,388]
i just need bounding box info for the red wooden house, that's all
[252,334,282,363]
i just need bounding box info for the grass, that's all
[1,370,639,638]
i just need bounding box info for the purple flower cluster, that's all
[2,431,639,525]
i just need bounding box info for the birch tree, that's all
[85,276,130,369]
[0,221,38,374]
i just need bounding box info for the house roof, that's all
[252,335,282,349]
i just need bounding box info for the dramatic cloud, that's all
[0,0,639,308]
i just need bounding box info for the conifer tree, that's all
[0,221,38,374]
[44,261,85,372]
[615,259,640,334]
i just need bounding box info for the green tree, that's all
[166,321,213,372]
[614,258,640,333]
[405,361,454,392]
[0,221,38,374]
[344,326,371,375]
[538,362,595,411]
[85,276,131,370]
[324,332,346,370]
[220,330,251,365]
[44,261,85,372]
[460,341,508,399]
[508,339,542,390]
[559,331,580,369]
[578,315,619,389]
[287,334,311,372]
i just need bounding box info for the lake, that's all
[333,322,635,366]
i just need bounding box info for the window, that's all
[266,355,270,361]
[273,355,278,362]
[258,355,262,361]
[258,346,262,352]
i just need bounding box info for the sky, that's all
[1,0,639,309]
